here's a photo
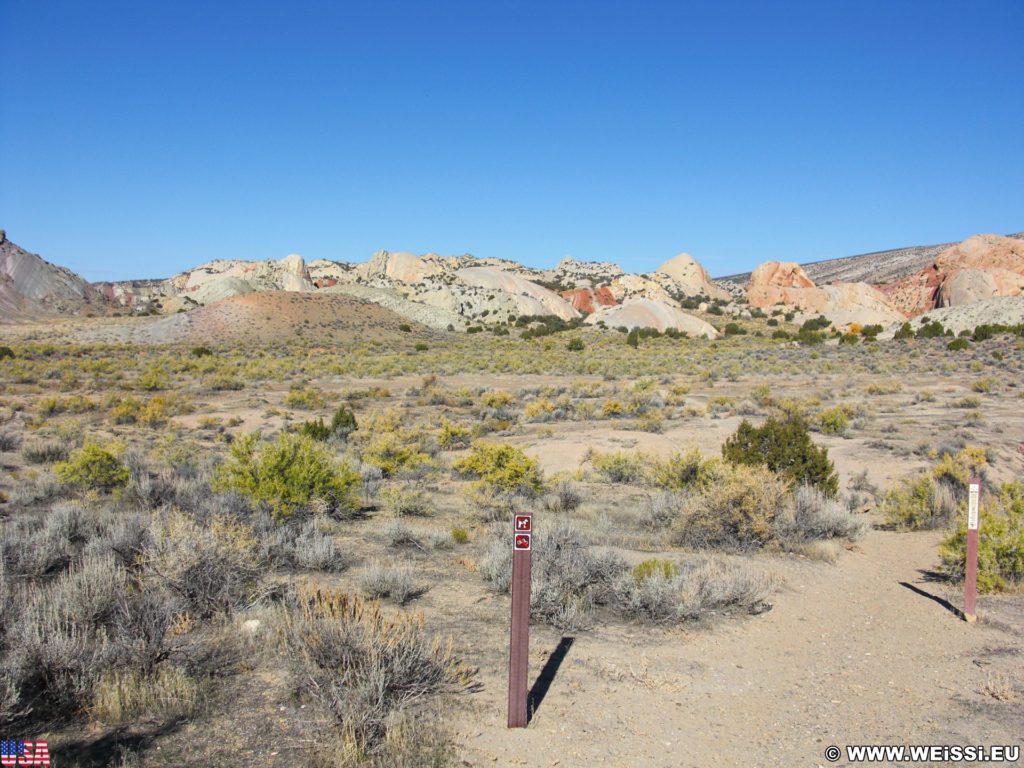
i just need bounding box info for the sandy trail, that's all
[455,527,1023,767]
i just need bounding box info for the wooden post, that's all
[964,477,980,623]
[508,513,532,728]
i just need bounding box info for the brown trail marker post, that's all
[963,477,980,623]
[508,513,532,728]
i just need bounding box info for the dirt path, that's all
[454,528,1023,766]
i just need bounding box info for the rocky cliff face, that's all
[0,231,104,320]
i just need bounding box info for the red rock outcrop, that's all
[561,286,617,313]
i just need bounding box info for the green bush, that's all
[817,405,852,436]
[300,404,359,443]
[947,338,970,351]
[54,440,130,493]
[454,441,544,495]
[649,448,720,492]
[880,473,957,530]
[632,558,679,583]
[939,482,1024,592]
[590,450,646,484]
[626,329,640,348]
[894,322,914,340]
[0,346,15,359]
[566,337,585,351]
[722,417,838,496]
[214,432,361,520]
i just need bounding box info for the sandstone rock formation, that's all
[455,267,579,320]
[561,286,617,313]
[585,298,719,338]
[747,261,904,326]
[884,234,1024,316]
[0,232,100,320]
[654,252,730,300]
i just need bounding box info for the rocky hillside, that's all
[720,232,1024,285]
[0,231,108,321]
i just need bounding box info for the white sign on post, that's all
[968,483,980,530]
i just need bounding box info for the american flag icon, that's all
[0,739,50,766]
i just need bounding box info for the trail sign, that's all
[964,477,981,623]
[508,513,533,728]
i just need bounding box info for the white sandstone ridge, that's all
[893,296,1024,337]
[314,249,579,327]
[98,253,316,311]
[585,298,719,338]
[747,261,905,328]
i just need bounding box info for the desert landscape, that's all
[1,229,1023,767]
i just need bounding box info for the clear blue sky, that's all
[1,0,1021,281]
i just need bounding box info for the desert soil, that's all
[452,524,1023,767]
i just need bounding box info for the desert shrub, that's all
[0,429,21,452]
[329,404,358,438]
[480,390,515,410]
[361,430,433,478]
[649,448,720,492]
[894,322,914,340]
[971,377,998,394]
[722,417,838,496]
[358,562,421,605]
[299,405,356,442]
[190,346,213,357]
[54,440,130,493]
[146,511,263,617]
[671,464,789,551]
[947,338,970,351]
[816,404,852,436]
[776,484,866,544]
[633,409,664,433]
[528,524,627,630]
[21,439,69,464]
[450,527,469,544]
[453,441,543,496]
[523,397,556,422]
[437,419,471,450]
[285,386,327,410]
[632,558,679,583]
[641,492,685,530]
[567,337,585,351]
[544,478,583,512]
[214,432,361,520]
[589,450,646,484]
[379,484,431,517]
[278,588,474,757]
[615,556,775,624]
[916,320,947,339]
[300,417,332,441]
[292,520,346,571]
[137,364,169,391]
[881,473,959,530]
[91,666,200,724]
[0,346,14,359]
[939,482,1023,592]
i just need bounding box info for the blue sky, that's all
[1,0,1021,281]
